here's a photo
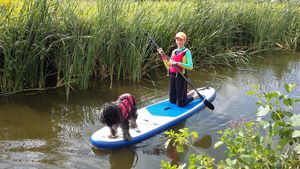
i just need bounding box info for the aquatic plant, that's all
[0,0,299,95]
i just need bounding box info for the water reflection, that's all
[91,148,138,169]
[193,135,212,149]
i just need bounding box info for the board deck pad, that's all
[89,87,216,149]
[146,98,203,117]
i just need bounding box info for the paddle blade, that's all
[194,90,214,110]
[204,99,214,110]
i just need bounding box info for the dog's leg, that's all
[130,107,138,129]
[108,126,118,139]
[130,115,138,129]
[121,121,132,141]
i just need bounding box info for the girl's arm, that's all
[161,55,169,70]
[158,48,170,70]
[178,49,193,70]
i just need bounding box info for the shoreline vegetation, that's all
[162,84,300,168]
[0,0,299,96]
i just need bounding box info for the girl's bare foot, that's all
[188,90,201,99]
[192,92,200,99]
[187,90,195,97]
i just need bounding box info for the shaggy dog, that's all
[99,93,138,141]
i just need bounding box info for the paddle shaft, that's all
[146,33,214,110]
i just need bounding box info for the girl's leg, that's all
[176,74,193,107]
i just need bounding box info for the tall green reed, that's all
[0,0,299,96]
[0,0,58,94]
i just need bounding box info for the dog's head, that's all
[99,102,122,127]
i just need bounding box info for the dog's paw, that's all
[123,133,132,141]
[130,123,137,129]
[108,134,118,139]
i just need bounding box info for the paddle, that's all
[145,33,214,110]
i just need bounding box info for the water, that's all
[0,52,300,169]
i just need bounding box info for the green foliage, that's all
[1,0,300,95]
[161,84,300,169]
[164,128,199,153]
[161,160,183,169]
[164,128,217,169]
[188,154,215,169]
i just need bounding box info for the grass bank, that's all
[0,0,299,96]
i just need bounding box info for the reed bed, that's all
[0,0,299,95]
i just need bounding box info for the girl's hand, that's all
[157,48,164,55]
[169,60,178,66]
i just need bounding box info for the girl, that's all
[157,32,198,107]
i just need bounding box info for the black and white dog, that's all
[99,93,138,141]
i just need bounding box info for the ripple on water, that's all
[0,139,56,165]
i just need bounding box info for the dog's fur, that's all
[99,94,138,141]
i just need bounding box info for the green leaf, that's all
[279,94,285,100]
[239,155,253,165]
[214,141,224,149]
[252,84,260,90]
[246,121,255,127]
[295,98,300,102]
[256,105,270,117]
[271,111,284,121]
[217,130,223,135]
[294,144,300,154]
[265,92,279,99]
[285,84,296,93]
[190,131,198,139]
[179,128,188,137]
[283,111,293,117]
[272,122,279,135]
[254,135,263,144]
[246,91,257,95]
[277,138,289,151]
[283,98,294,106]
[290,115,300,126]
[280,127,293,142]
[292,130,300,138]
[176,144,184,153]
[164,131,170,135]
[256,101,263,105]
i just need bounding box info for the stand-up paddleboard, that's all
[90,87,216,149]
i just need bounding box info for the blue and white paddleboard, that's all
[89,87,216,149]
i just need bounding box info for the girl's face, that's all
[175,38,185,48]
